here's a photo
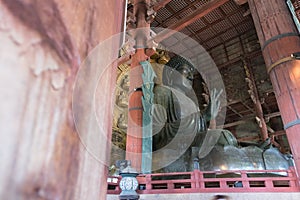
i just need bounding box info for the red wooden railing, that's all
[107,167,300,194]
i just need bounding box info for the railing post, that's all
[191,171,195,189]
[145,174,152,191]
[220,179,227,189]
[167,180,174,190]
[288,167,299,187]
[199,171,205,188]
[241,171,250,188]
[193,170,200,189]
[265,179,273,189]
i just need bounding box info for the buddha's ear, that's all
[169,67,174,75]
[168,68,177,85]
[162,65,173,86]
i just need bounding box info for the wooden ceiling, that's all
[127,0,290,151]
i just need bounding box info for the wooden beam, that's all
[167,0,229,31]
[233,0,248,5]
[218,110,282,129]
[241,101,256,114]
[158,0,214,28]
[218,120,248,128]
[227,105,244,118]
[150,0,230,44]
[269,130,286,137]
[235,131,285,143]
[188,45,261,71]
[226,99,242,106]
[153,0,172,11]
[244,61,269,140]
[265,112,281,119]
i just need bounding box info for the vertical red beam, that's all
[248,0,300,177]
[126,0,151,171]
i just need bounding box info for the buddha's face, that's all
[174,64,194,90]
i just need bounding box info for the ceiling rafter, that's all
[158,0,208,27]
[218,5,239,45]
[199,18,250,49]
[205,21,254,52]
[227,105,244,118]
[150,0,230,44]
[167,0,230,31]
[153,0,173,11]
[241,101,256,114]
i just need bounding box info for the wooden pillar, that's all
[248,0,300,177]
[0,0,125,199]
[126,0,151,171]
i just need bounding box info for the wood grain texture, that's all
[248,0,300,178]
[0,0,125,199]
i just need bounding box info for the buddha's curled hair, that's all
[165,55,194,70]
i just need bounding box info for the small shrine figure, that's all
[116,91,128,108]
[117,114,127,130]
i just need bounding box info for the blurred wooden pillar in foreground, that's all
[0,0,125,199]
[248,0,300,177]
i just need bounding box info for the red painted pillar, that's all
[126,0,151,171]
[248,0,300,177]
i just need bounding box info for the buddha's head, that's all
[163,55,195,91]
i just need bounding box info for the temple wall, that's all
[0,0,125,199]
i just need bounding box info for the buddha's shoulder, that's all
[153,85,172,95]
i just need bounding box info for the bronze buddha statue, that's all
[151,55,292,173]
[152,55,217,172]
